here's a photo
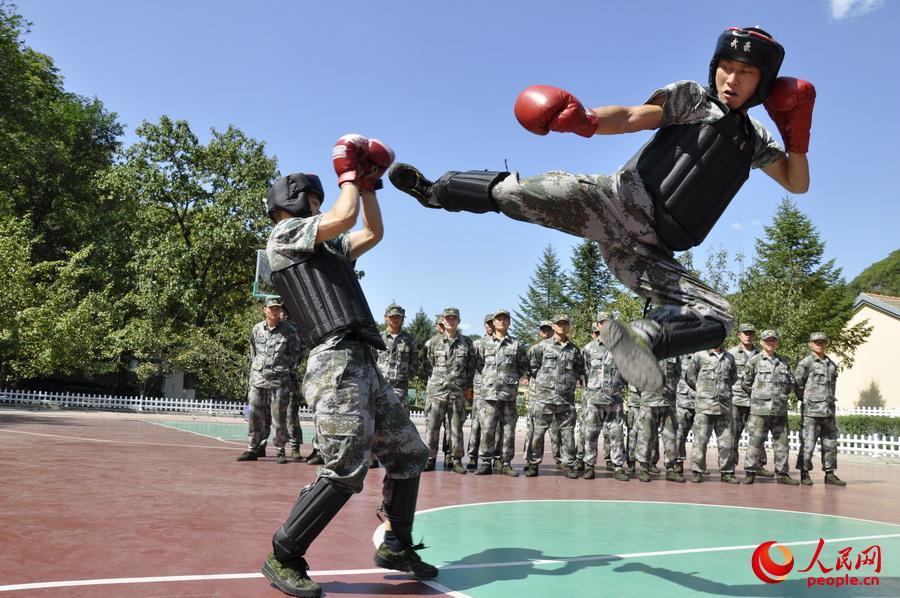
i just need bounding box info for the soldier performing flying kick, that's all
[260,135,437,597]
[390,26,812,391]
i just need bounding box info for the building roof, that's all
[854,293,900,319]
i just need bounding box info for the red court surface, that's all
[1,407,898,597]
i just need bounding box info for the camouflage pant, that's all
[288,389,303,451]
[550,418,562,464]
[528,402,576,467]
[732,404,766,468]
[425,393,467,460]
[744,414,790,475]
[637,405,677,468]
[493,171,734,333]
[575,400,586,461]
[247,383,291,452]
[675,406,695,463]
[304,340,429,492]
[467,395,483,461]
[626,405,642,465]
[388,383,410,417]
[799,415,838,472]
[582,402,625,467]
[691,412,735,474]
[479,399,518,463]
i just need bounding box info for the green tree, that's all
[513,244,568,344]
[847,250,900,298]
[856,380,885,409]
[735,198,870,368]
[565,240,616,346]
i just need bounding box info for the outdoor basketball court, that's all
[2,407,898,597]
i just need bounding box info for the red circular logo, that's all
[751,541,794,583]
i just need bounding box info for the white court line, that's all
[0,428,239,451]
[145,420,245,445]
[4,532,898,594]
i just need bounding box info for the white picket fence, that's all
[836,406,900,417]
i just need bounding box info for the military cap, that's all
[442,307,460,318]
[484,312,495,323]
[384,303,405,317]
[263,296,284,307]
[553,313,571,323]
[595,311,611,322]
[760,329,779,340]
[738,323,756,333]
[809,332,829,342]
[493,308,511,319]
[539,320,553,329]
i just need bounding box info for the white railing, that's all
[688,430,900,458]
[836,406,900,417]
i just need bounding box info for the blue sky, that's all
[19,0,899,333]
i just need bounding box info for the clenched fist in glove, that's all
[358,138,395,193]
[514,85,600,138]
[764,77,815,154]
[332,134,369,187]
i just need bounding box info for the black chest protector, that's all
[625,104,756,251]
[271,243,385,351]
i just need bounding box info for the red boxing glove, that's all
[764,77,816,154]
[358,138,395,193]
[514,85,600,138]
[332,134,369,187]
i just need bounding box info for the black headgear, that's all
[264,173,325,221]
[709,27,784,109]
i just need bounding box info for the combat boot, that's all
[466,459,478,471]
[451,460,467,475]
[665,468,685,483]
[276,452,288,465]
[605,459,615,472]
[800,471,813,486]
[524,465,539,477]
[564,467,580,479]
[555,461,564,471]
[492,457,503,471]
[583,466,596,480]
[824,472,847,486]
[474,463,492,475]
[423,458,435,472]
[443,455,452,471]
[261,553,321,598]
[306,450,324,465]
[626,461,636,474]
[776,473,800,486]
[236,450,259,462]
[674,461,684,474]
[742,472,756,485]
[501,463,520,478]
[757,466,775,478]
[614,468,630,482]
[648,464,660,474]
[720,473,740,484]
[374,542,439,580]
[388,163,507,214]
[638,465,652,482]
[691,472,703,483]
[290,449,305,462]
[575,459,585,472]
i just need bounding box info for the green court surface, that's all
[151,420,314,442]
[411,501,900,597]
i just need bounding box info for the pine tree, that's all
[406,308,435,383]
[513,244,568,344]
[566,240,616,346]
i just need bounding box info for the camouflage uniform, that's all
[674,353,696,468]
[581,338,626,468]
[794,349,839,473]
[266,213,429,491]
[636,358,680,469]
[742,350,795,475]
[424,329,475,462]
[729,342,761,468]
[686,349,737,474]
[287,367,304,456]
[247,317,303,456]
[377,327,419,415]
[490,81,782,336]
[475,333,529,464]
[527,336,585,468]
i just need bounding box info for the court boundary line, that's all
[0,428,239,451]
[3,531,898,593]
[145,420,245,445]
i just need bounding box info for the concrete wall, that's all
[835,306,900,409]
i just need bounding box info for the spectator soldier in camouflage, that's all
[390,27,812,397]
[474,309,530,476]
[261,137,437,597]
[238,296,303,465]
[685,346,740,483]
[424,307,476,474]
[674,353,696,474]
[795,332,846,486]
[741,330,799,486]
[729,324,772,476]
[581,314,629,481]
[524,314,586,478]
[636,358,682,482]
[467,313,496,470]
[377,304,419,416]
[523,320,554,463]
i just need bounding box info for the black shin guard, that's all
[273,478,353,563]
[433,171,508,214]
[381,476,421,547]
[650,316,726,360]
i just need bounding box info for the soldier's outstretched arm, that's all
[347,190,384,260]
[591,103,664,135]
[316,181,360,244]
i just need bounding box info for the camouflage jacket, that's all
[794,353,838,417]
[743,352,795,416]
[475,335,529,402]
[582,339,624,405]
[248,320,303,389]
[728,345,759,407]
[530,337,585,404]
[686,350,737,415]
[377,330,418,389]
[425,333,475,400]
[639,357,681,408]
[675,353,696,409]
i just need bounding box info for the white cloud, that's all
[829,0,885,20]
[731,222,746,230]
